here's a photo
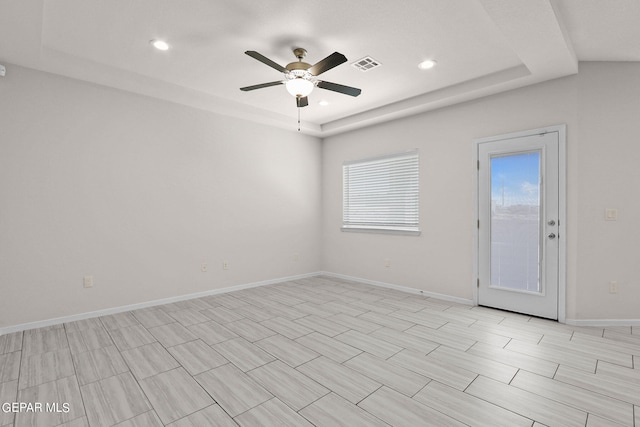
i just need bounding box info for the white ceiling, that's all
[1,0,639,136]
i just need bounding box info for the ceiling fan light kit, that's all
[285,78,314,97]
[284,50,315,97]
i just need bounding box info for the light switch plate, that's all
[605,208,618,221]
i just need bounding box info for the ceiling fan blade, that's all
[317,80,362,97]
[308,52,347,76]
[240,81,284,91]
[296,96,309,108]
[245,51,287,73]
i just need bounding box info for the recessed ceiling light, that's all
[319,100,329,106]
[418,59,437,70]
[150,39,170,51]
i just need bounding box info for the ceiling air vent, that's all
[351,56,381,72]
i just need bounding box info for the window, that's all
[342,150,420,235]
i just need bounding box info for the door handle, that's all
[548,233,556,239]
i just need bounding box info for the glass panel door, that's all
[477,129,560,320]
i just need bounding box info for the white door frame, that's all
[472,125,567,323]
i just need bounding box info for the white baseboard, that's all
[0,272,321,335]
[6,270,635,334]
[319,271,474,306]
[565,318,640,327]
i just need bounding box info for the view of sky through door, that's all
[490,151,541,292]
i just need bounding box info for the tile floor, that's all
[1,276,639,426]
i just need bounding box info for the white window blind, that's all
[342,150,420,234]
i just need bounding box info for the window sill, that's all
[340,226,421,236]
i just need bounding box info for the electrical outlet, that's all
[83,275,93,288]
[223,261,229,270]
[609,281,618,294]
[201,263,208,272]
[384,258,391,268]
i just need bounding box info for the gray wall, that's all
[0,66,322,329]
[573,63,640,320]
[322,62,640,322]
[2,62,638,329]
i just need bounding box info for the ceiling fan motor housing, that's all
[286,61,312,71]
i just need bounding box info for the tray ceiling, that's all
[1,0,639,136]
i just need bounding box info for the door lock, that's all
[548,220,556,226]
[548,233,556,239]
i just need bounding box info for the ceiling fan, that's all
[240,48,362,108]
